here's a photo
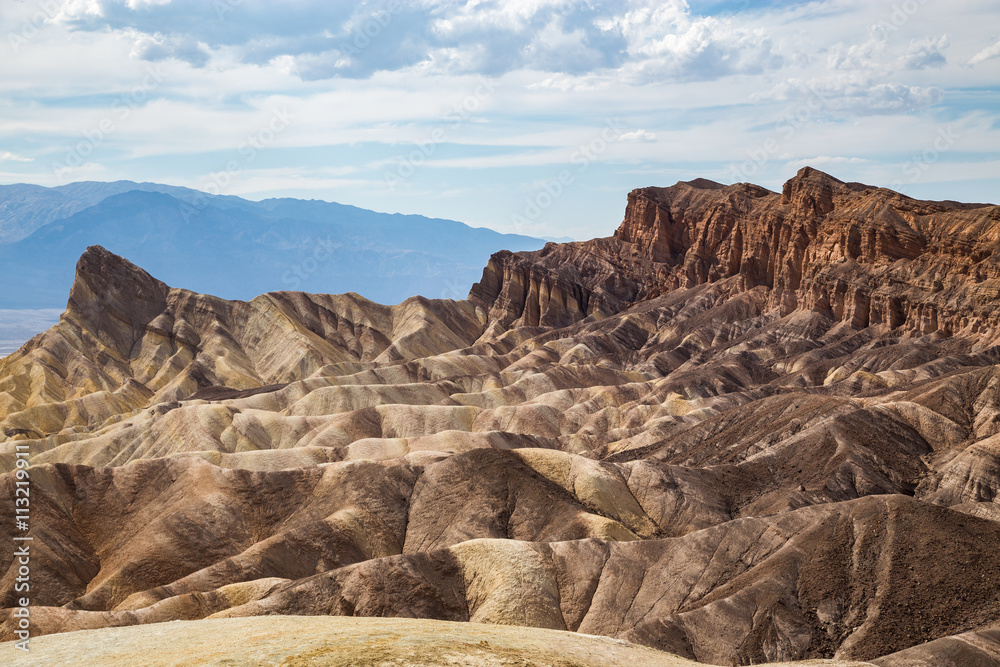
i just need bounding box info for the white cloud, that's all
[969,40,1000,65]
[595,1,782,82]
[54,0,105,20]
[619,129,657,143]
[830,33,949,72]
[755,75,944,114]
[0,152,32,162]
[785,156,872,170]
[180,167,375,199]
[47,0,783,82]
[828,35,883,71]
[128,31,210,67]
[126,0,173,8]
[51,161,112,183]
[897,36,949,70]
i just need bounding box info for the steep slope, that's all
[3,168,1000,665]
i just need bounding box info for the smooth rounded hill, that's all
[0,615,879,666]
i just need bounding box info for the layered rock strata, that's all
[3,168,1000,665]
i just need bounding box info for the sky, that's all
[1,0,998,241]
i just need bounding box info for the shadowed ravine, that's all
[3,167,1000,666]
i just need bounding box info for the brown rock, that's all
[3,168,1000,665]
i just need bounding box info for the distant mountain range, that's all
[0,181,549,309]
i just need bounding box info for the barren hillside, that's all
[3,167,1000,666]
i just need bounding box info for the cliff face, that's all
[474,167,1000,342]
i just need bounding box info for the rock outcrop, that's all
[3,168,1000,665]
[474,167,1000,341]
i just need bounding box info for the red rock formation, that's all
[473,167,1000,342]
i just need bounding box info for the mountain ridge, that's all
[0,182,547,310]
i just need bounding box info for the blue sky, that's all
[1,0,998,240]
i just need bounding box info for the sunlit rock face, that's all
[3,168,1000,666]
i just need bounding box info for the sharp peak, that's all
[72,245,165,295]
[61,247,171,355]
[677,177,726,190]
[786,166,845,187]
[80,243,136,262]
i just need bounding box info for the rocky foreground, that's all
[2,168,1000,665]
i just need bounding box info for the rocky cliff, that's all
[473,166,1000,341]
